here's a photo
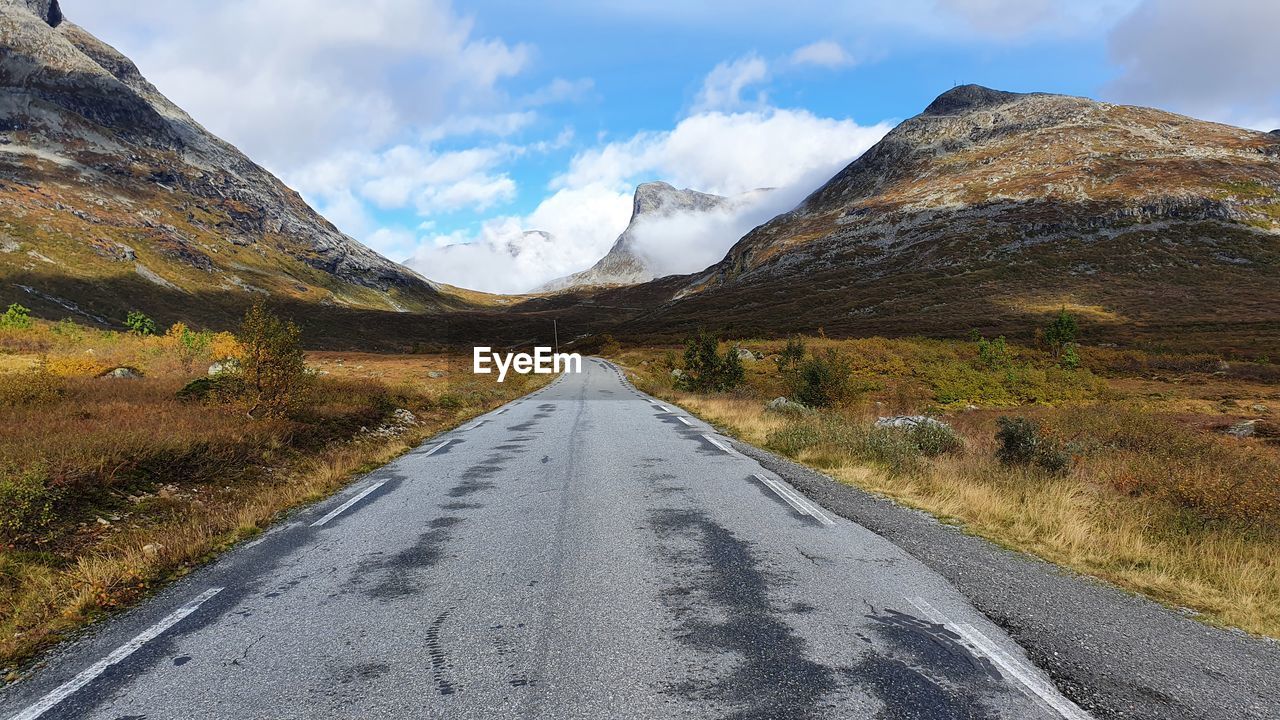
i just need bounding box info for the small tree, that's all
[679,330,744,392]
[790,348,853,408]
[995,416,1070,473]
[238,302,307,418]
[776,335,807,373]
[125,310,157,336]
[1043,309,1077,360]
[0,303,34,330]
[167,322,212,373]
[976,335,1012,369]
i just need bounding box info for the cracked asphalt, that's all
[3,359,1099,719]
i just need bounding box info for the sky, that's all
[67,0,1280,293]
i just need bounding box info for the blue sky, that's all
[71,0,1280,292]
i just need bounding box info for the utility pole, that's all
[553,318,559,354]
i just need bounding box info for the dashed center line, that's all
[311,480,388,527]
[8,587,224,720]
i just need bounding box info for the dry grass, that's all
[0,321,546,675]
[616,336,1280,638]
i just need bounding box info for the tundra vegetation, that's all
[611,330,1280,638]
[0,307,545,674]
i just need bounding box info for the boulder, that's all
[735,348,757,362]
[208,359,240,376]
[671,368,685,379]
[1225,420,1258,438]
[99,366,142,379]
[875,415,951,431]
[427,371,445,378]
[765,397,808,413]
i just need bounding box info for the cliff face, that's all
[0,0,443,325]
[538,182,737,292]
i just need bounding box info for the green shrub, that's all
[0,303,34,330]
[995,416,1070,473]
[678,330,745,392]
[51,318,85,340]
[790,349,854,408]
[176,375,244,404]
[238,302,308,418]
[125,310,157,336]
[1060,344,1081,370]
[776,336,806,373]
[0,467,59,542]
[976,335,1011,369]
[1044,309,1078,359]
[907,421,965,457]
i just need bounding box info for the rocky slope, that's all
[538,182,742,292]
[0,0,444,328]
[622,85,1280,350]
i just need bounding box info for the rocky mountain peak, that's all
[8,0,60,26]
[921,84,1029,116]
[631,181,727,220]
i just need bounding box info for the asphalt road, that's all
[2,358,1093,720]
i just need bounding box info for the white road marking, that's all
[422,439,452,457]
[753,474,836,526]
[656,405,669,412]
[676,416,693,426]
[702,434,735,454]
[310,480,388,527]
[8,587,224,720]
[494,408,507,415]
[907,597,1092,720]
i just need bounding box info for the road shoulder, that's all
[734,440,1280,720]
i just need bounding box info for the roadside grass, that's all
[613,336,1280,638]
[0,321,544,676]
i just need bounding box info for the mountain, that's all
[614,85,1279,352]
[0,0,444,328]
[537,182,741,292]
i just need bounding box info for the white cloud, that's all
[790,41,855,68]
[556,108,892,196]
[693,55,770,112]
[1105,0,1280,129]
[72,0,533,170]
[405,184,633,293]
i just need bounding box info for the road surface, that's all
[1,358,1091,719]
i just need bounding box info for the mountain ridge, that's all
[0,0,445,328]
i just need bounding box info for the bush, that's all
[598,333,621,356]
[765,414,961,475]
[0,467,59,542]
[678,330,745,393]
[776,336,806,373]
[789,349,853,408]
[0,363,65,406]
[176,375,244,404]
[976,336,1011,369]
[1044,309,1078,359]
[0,303,33,330]
[238,302,308,418]
[166,322,213,372]
[995,416,1070,473]
[50,318,85,340]
[125,310,157,336]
